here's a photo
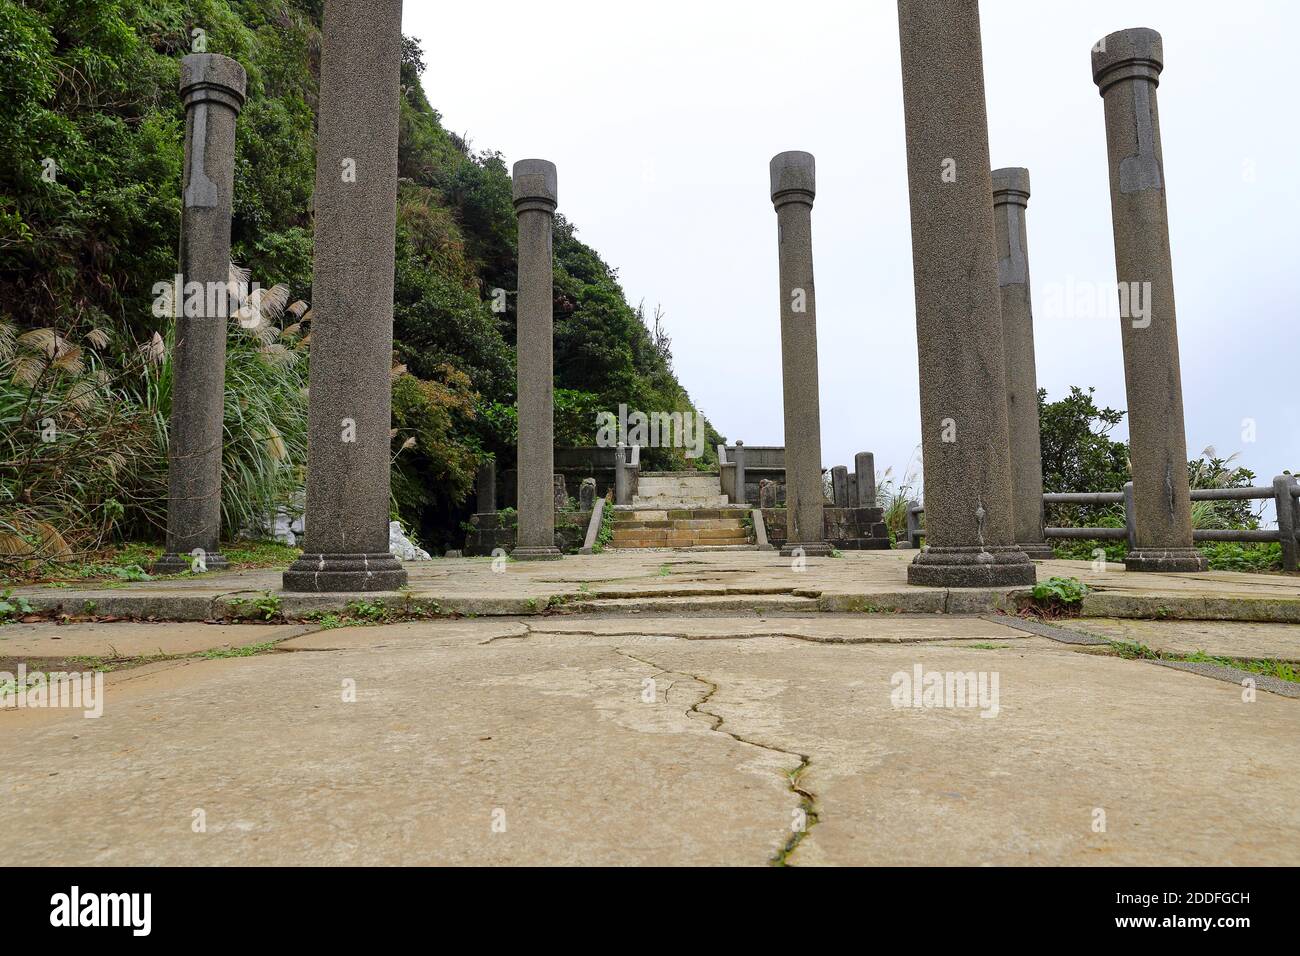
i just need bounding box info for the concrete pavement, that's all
[2,612,1295,865]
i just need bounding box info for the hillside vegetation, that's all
[0,0,720,566]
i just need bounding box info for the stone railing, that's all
[903,475,1300,571]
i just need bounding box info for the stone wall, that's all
[761,507,891,551]
[463,510,592,556]
[498,446,617,510]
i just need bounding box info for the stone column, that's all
[854,452,876,507]
[992,167,1052,559]
[733,440,746,505]
[770,151,831,557]
[476,460,496,514]
[153,55,246,575]
[283,0,408,592]
[897,0,1034,587]
[512,159,562,560]
[1092,28,1205,572]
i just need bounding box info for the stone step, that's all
[614,518,747,531]
[610,513,752,547]
[635,473,724,505]
[615,507,749,522]
[631,495,730,509]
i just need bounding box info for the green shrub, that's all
[1030,576,1089,607]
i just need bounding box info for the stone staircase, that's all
[612,471,754,550]
[611,507,752,549]
[633,472,729,509]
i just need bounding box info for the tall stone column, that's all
[897,0,1035,587]
[283,0,408,592]
[992,167,1052,559]
[1092,28,1205,572]
[154,54,246,575]
[512,159,562,560]
[770,151,831,557]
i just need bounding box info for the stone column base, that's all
[282,553,408,592]
[1123,548,1207,573]
[512,546,563,561]
[152,552,229,575]
[907,546,1037,587]
[779,542,835,558]
[1017,542,1056,560]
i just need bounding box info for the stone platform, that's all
[12,549,1300,623]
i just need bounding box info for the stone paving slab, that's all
[12,550,1300,622]
[1,614,1294,865]
[1069,618,1300,663]
[0,622,313,663]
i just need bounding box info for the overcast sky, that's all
[405,0,1299,496]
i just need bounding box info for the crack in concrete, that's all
[615,648,820,866]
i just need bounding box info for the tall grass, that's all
[1,266,309,575]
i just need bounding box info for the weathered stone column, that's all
[153,55,246,575]
[992,167,1052,559]
[476,460,496,514]
[770,151,831,557]
[283,0,407,592]
[614,444,629,506]
[897,0,1034,587]
[512,159,562,560]
[831,465,849,508]
[1092,28,1205,572]
[854,452,876,507]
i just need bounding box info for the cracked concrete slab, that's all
[0,621,314,662]
[1,615,1294,865]
[1068,618,1300,663]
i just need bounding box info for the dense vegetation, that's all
[0,0,720,570]
[1038,387,1284,571]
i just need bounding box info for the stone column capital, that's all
[770,151,815,209]
[180,53,247,113]
[991,167,1030,207]
[1092,27,1163,95]
[513,159,558,214]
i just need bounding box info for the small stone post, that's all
[283,0,408,592]
[1092,28,1205,572]
[614,443,629,506]
[733,440,746,505]
[153,54,246,575]
[896,0,1034,586]
[770,151,831,557]
[854,452,876,508]
[1273,475,1298,573]
[831,466,849,508]
[1123,481,1138,551]
[512,159,562,559]
[992,167,1052,559]
[476,460,496,514]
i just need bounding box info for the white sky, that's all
[404,0,1300,491]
